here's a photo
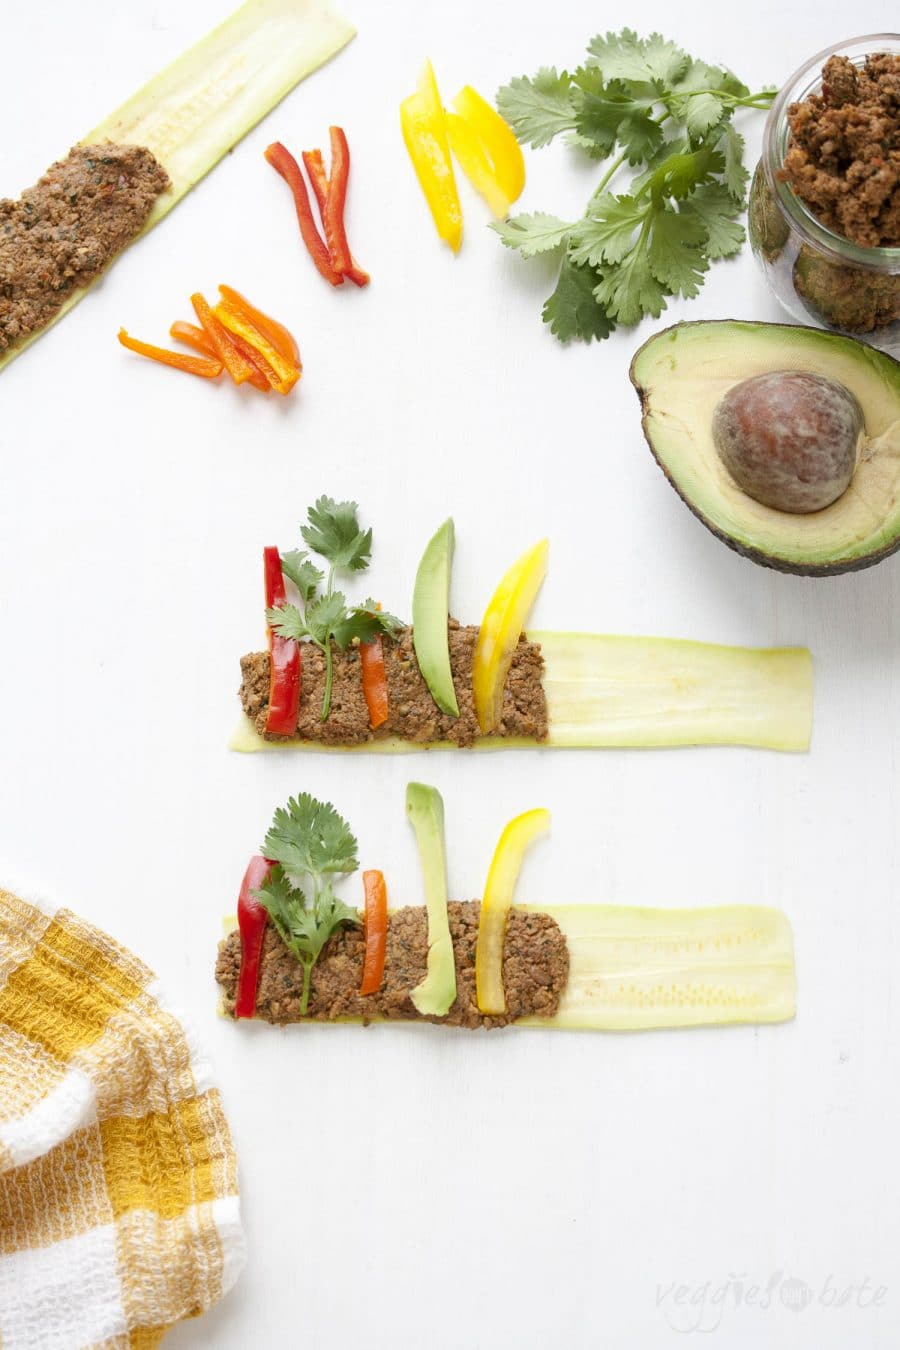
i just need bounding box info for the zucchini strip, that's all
[230,631,813,752]
[220,902,796,1030]
[519,903,795,1031]
[0,0,355,375]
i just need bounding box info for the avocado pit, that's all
[712,371,863,514]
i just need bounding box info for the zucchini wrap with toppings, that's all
[231,498,814,753]
[215,786,797,1031]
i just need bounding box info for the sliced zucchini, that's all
[230,631,813,752]
[520,903,795,1031]
[0,0,355,374]
[537,631,813,751]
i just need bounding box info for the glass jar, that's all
[749,34,900,355]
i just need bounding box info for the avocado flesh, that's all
[412,519,460,715]
[406,782,457,1017]
[631,321,900,575]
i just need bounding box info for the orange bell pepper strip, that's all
[169,320,218,359]
[213,301,300,396]
[221,331,274,392]
[265,141,343,286]
[218,285,300,367]
[360,635,389,729]
[191,293,259,386]
[117,329,223,379]
[359,869,388,996]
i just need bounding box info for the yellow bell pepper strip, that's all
[451,85,525,204]
[473,538,549,735]
[475,808,550,1014]
[400,61,462,253]
[213,301,300,396]
[444,112,510,219]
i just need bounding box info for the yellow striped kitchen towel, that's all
[0,886,244,1349]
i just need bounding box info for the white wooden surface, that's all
[1,2,898,1346]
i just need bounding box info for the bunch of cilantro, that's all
[493,29,775,342]
[267,496,403,720]
[254,794,360,1015]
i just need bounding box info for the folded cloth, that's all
[0,886,244,1349]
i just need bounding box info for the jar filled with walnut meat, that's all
[749,35,900,355]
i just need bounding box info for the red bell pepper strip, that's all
[235,855,276,1018]
[302,148,329,218]
[264,546,301,735]
[218,284,300,367]
[265,141,343,286]
[118,329,223,379]
[303,145,369,287]
[360,635,389,729]
[324,126,370,287]
[359,869,388,996]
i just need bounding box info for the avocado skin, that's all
[630,320,900,577]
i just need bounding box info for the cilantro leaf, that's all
[646,206,709,296]
[254,845,359,1016]
[263,793,359,878]
[490,212,572,258]
[304,591,350,645]
[572,71,663,164]
[257,872,357,966]
[280,549,324,604]
[682,183,745,258]
[254,865,312,955]
[496,68,577,148]
[593,246,667,325]
[333,600,405,648]
[542,258,615,343]
[667,61,750,142]
[301,497,373,573]
[266,603,309,641]
[721,122,748,201]
[570,194,647,266]
[642,146,723,200]
[587,29,688,86]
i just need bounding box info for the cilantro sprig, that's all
[266,497,404,721]
[493,30,776,342]
[253,793,360,1015]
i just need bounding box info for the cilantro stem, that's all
[300,958,313,1015]
[320,641,334,720]
[594,149,629,197]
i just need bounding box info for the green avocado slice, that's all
[412,519,460,716]
[631,320,900,575]
[406,782,457,1017]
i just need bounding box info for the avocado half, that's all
[631,321,900,576]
